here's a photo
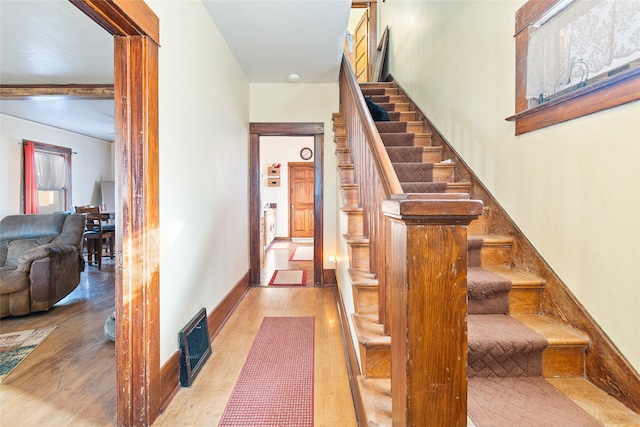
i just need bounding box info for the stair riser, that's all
[509,289,542,315]
[384,103,409,112]
[413,134,432,146]
[406,122,423,133]
[334,136,348,149]
[345,211,363,235]
[356,342,585,381]
[542,347,586,377]
[359,345,391,379]
[354,286,378,315]
[399,111,416,121]
[480,243,513,267]
[338,167,354,185]
[446,182,471,193]
[433,164,455,182]
[336,149,351,166]
[469,210,489,234]
[348,245,370,271]
[361,87,398,97]
[340,186,360,208]
[422,148,442,163]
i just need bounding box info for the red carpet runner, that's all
[218,317,314,427]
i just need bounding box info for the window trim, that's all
[506,0,640,135]
[23,140,72,213]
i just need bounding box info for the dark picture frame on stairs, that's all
[372,26,389,83]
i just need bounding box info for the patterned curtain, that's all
[526,0,640,102]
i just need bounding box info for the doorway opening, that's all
[258,137,315,286]
[348,1,378,83]
[249,123,324,287]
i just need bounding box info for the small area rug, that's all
[289,246,313,261]
[0,326,56,383]
[218,317,314,427]
[269,242,290,250]
[268,269,307,286]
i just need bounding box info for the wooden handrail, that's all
[340,55,404,198]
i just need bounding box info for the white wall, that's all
[146,0,250,364]
[0,114,113,218]
[250,83,340,268]
[380,1,640,370]
[260,136,314,238]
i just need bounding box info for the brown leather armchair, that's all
[0,213,86,318]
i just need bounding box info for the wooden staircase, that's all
[333,80,640,426]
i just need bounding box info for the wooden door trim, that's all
[351,0,377,81]
[71,1,160,425]
[249,123,324,286]
[288,162,315,238]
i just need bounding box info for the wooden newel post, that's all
[382,198,483,426]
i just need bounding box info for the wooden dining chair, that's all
[75,205,115,270]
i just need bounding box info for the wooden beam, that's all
[0,84,114,100]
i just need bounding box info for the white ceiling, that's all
[0,0,352,142]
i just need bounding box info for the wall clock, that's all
[300,147,313,160]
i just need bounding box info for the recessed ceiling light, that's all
[288,73,300,82]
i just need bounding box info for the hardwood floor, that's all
[0,241,357,426]
[0,259,117,426]
[156,239,358,426]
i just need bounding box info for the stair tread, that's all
[351,277,378,287]
[356,376,392,426]
[348,267,378,286]
[513,314,590,346]
[469,233,513,245]
[343,233,369,244]
[483,266,545,288]
[446,181,471,191]
[341,206,362,213]
[547,377,640,426]
[404,192,469,200]
[357,377,476,427]
[348,268,375,279]
[353,313,390,347]
[355,376,638,427]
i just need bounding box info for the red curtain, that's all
[23,141,39,214]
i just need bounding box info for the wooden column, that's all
[383,198,482,426]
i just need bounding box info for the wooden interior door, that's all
[354,10,368,82]
[289,162,314,238]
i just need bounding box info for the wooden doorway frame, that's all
[71,1,160,425]
[249,123,324,286]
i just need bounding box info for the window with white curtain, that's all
[526,0,640,107]
[507,0,640,134]
[35,151,69,213]
[22,140,72,214]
